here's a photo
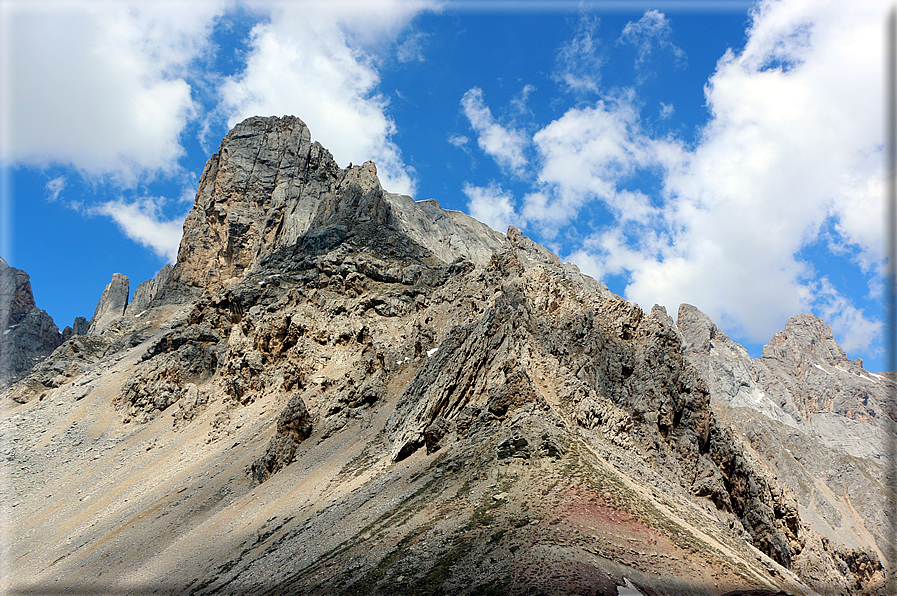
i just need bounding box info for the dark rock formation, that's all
[125,263,173,316]
[0,257,63,383]
[167,115,502,296]
[61,316,90,342]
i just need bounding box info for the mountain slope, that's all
[2,116,887,596]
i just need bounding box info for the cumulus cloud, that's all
[460,87,529,175]
[94,198,186,263]
[524,93,680,230]
[1,1,223,185]
[462,182,519,233]
[5,0,435,260]
[628,0,885,343]
[218,0,434,196]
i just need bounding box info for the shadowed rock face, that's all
[2,117,888,596]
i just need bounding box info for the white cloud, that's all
[813,277,882,356]
[460,87,529,175]
[463,0,884,357]
[619,10,686,74]
[448,134,470,149]
[462,182,518,233]
[628,0,886,344]
[94,198,186,263]
[1,1,224,185]
[45,176,66,202]
[524,93,680,229]
[218,0,434,196]
[553,11,603,94]
[396,31,428,63]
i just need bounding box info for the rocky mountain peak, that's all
[3,117,889,595]
[761,313,848,368]
[88,272,129,335]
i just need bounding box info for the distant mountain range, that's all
[2,115,890,596]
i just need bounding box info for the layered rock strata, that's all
[678,304,892,588]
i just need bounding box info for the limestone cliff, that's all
[88,272,129,335]
[678,304,890,460]
[169,116,502,295]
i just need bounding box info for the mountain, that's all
[2,115,889,596]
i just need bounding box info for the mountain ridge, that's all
[2,115,889,596]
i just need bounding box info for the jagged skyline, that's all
[0,0,888,371]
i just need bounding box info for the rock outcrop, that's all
[61,316,90,342]
[2,116,888,596]
[88,272,129,335]
[168,115,503,296]
[125,263,173,316]
[0,257,63,383]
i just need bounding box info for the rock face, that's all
[88,272,129,335]
[125,263,173,316]
[678,304,889,460]
[2,116,888,596]
[169,115,503,295]
[0,257,63,383]
[679,304,893,586]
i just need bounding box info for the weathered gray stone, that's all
[167,116,507,296]
[0,257,63,382]
[125,264,173,316]
[88,273,129,335]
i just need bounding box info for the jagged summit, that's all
[761,313,851,368]
[170,115,504,295]
[0,258,63,382]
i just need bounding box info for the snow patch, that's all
[617,578,645,596]
[813,364,831,375]
[135,310,147,318]
[426,347,438,358]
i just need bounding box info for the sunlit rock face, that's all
[2,116,888,596]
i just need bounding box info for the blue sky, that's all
[0,0,889,371]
